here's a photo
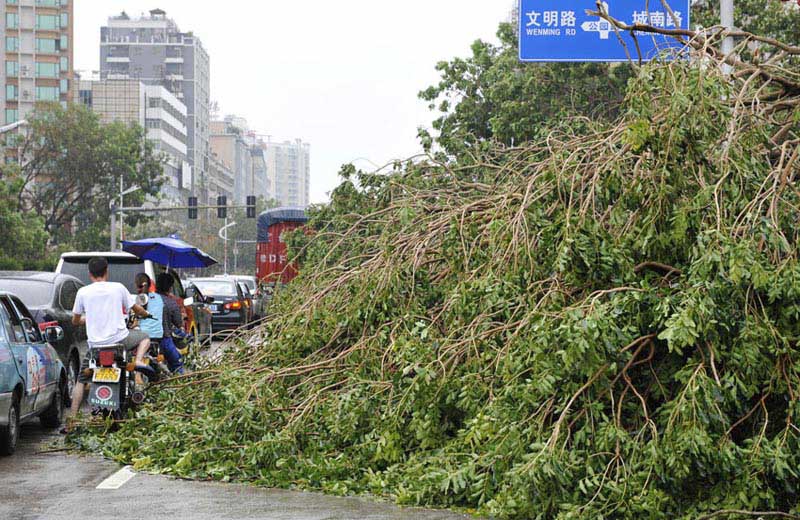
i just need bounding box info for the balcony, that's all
[106,56,130,63]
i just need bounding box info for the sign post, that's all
[518,0,690,63]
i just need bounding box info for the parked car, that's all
[219,275,266,322]
[188,278,249,333]
[0,292,67,455]
[56,252,213,348]
[0,273,87,399]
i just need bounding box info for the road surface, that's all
[0,338,474,519]
[0,423,475,520]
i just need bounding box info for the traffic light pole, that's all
[109,203,251,251]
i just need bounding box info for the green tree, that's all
[419,22,633,157]
[0,175,51,270]
[11,103,165,248]
[693,0,800,43]
[420,3,800,158]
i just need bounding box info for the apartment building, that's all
[264,138,310,208]
[100,9,209,201]
[75,77,190,203]
[2,0,74,124]
[207,151,234,201]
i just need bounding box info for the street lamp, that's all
[110,184,141,251]
[218,220,237,275]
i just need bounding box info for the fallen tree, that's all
[75,26,800,520]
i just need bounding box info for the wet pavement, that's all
[0,422,475,520]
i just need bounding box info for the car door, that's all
[0,297,38,417]
[58,279,86,347]
[0,316,20,400]
[10,296,59,415]
[235,283,248,325]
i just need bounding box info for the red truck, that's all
[256,208,309,285]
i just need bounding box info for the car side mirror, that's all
[205,296,215,304]
[45,325,64,343]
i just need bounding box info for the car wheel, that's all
[0,395,20,456]
[40,381,65,428]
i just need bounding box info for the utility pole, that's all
[218,219,237,275]
[721,0,734,73]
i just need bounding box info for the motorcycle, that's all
[84,294,157,420]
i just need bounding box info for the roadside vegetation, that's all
[72,11,800,519]
[0,103,164,268]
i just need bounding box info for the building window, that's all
[6,37,19,52]
[35,14,59,30]
[6,13,18,29]
[35,86,59,101]
[36,62,59,78]
[78,89,92,107]
[5,61,18,77]
[36,0,60,6]
[59,35,68,50]
[60,13,68,28]
[36,38,57,53]
[6,85,17,101]
[60,79,68,93]
[60,56,68,71]
[5,109,19,124]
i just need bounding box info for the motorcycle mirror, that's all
[135,293,149,307]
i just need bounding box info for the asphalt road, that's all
[0,424,474,520]
[0,339,475,520]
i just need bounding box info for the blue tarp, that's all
[257,207,308,242]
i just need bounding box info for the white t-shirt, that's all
[73,281,132,347]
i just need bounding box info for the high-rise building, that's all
[207,151,234,202]
[2,0,74,124]
[100,9,210,201]
[264,139,310,208]
[249,143,270,202]
[209,117,252,205]
[75,77,190,203]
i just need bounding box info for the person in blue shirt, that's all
[155,273,185,375]
[134,273,184,375]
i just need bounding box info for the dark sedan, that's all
[189,278,249,333]
[0,273,87,398]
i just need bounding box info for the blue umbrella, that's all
[122,237,218,269]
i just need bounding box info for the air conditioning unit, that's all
[22,90,30,100]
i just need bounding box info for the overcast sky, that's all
[75,1,513,203]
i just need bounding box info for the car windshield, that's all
[0,280,53,307]
[192,280,236,297]
[60,258,146,293]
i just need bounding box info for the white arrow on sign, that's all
[581,20,611,39]
[581,1,612,40]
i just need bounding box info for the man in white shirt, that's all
[66,257,151,422]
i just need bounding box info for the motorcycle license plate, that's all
[93,367,122,383]
[89,383,120,409]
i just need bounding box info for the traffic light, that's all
[246,195,256,219]
[217,195,227,219]
[188,196,198,220]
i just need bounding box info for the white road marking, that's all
[96,466,136,490]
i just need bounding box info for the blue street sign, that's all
[518,0,691,62]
